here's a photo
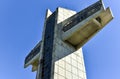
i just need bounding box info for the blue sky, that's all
[0,0,119,79]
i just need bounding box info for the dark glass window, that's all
[62,1,102,32]
[40,12,56,79]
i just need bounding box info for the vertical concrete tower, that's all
[24,1,113,79]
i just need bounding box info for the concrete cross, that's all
[24,0,113,79]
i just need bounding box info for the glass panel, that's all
[41,12,56,79]
[62,1,102,32]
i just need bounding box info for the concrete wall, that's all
[52,7,87,79]
[54,48,86,79]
